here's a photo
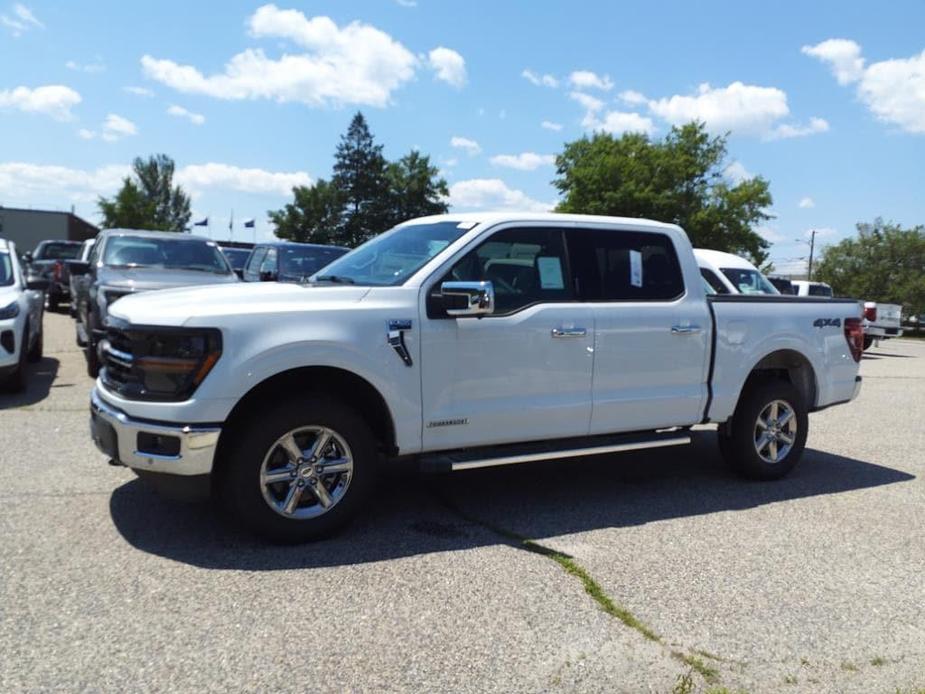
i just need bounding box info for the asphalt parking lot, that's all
[1,311,923,693]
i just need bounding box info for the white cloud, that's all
[0,160,312,206]
[804,38,925,134]
[450,136,481,155]
[569,70,613,91]
[569,91,604,113]
[806,227,838,239]
[394,0,417,6]
[0,162,129,203]
[167,104,205,125]
[766,117,829,140]
[1,3,42,36]
[618,89,647,105]
[176,163,312,196]
[428,46,467,88]
[802,39,864,85]
[648,81,790,135]
[798,196,815,209]
[448,178,553,213]
[541,120,563,131]
[723,161,752,184]
[66,59,105,73]
[101,113,137,142]
[571,90,653,135]
[490,152,556,171]
[0,85,81,121]
[589,110,655,135]
[77,128,96,140]
[522,69,558,88]
[141,4,419,108]
[124,86,154,97]
[757,226,785,243]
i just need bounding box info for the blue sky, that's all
[1,0,923,272]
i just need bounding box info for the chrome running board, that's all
[420,431,691,473]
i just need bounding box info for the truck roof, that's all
[694,248,760,271]
[403,212,682,233]
[98,228,215,242]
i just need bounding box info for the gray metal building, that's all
[0,206,98,253]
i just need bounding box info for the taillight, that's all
[844,318,863,362]
[864,304,876,322]
[53,260,63,282]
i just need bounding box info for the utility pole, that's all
[806,229,817,281]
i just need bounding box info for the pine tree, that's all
[332,113,392,246]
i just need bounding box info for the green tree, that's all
[815,218,925,316]
[98,154,191,231]
[270,113,449,247]
[98,179,158,230]
[386,150,449,224]
[270,179,345,245]
[332,112,392,247]
[553,122,773,266]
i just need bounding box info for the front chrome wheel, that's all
[259,426,354,519]
[753,399,797,464]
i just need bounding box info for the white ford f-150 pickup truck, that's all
[90,213,864,542]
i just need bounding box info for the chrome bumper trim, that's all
[90,388,220,476]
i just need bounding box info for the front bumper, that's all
[90,387,221,476]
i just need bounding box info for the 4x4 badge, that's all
[387,319,413,367]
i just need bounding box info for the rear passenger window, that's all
[568,229,684,301]
[440,227,572,314]
[700,268,730,294]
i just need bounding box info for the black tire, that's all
[47,293,59,312]
[27,323,43,362]
[718,379,808,480]
[5,322,30,392]
[220,396,378,543]
[863,335,874,351]
[86,339,100,378]
[85,310,101,378]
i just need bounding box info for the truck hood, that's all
[98,267,238,292]
[109,281,372,326]
[0,285,19,307]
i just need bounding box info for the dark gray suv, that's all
[70,229,238,376]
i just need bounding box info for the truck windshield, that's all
[721,268,778,295]
[104,236,232,274]
[0,253,13,286]
[808,284,833,297]
[280,246,348,280]
[36,242,82,260]
[311,221,469,286]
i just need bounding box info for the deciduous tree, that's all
[553,123,773,266]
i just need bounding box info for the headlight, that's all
[0,301,20,320]
[101,287,131,306]
[101,327,222,401]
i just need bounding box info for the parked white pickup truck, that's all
[90,214,864,542]
[862,301,903,349]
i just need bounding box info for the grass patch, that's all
[672,671,695,694]
[672,652,719,683]
[870,656,887,666]
[784,674,798,685]
[840,661,859,672]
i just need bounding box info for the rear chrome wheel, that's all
[753,400,797,464]
[259,426,354,520]
[719,380,808,480]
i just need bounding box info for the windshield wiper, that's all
[313,274,355,284]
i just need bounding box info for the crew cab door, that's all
[567,226,711,433]
[419,225,594,451]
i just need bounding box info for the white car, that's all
[792,280,833,298]
[694,248,779,295]
[91,213,864,542]
[0,239,47,391]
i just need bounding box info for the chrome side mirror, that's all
[441,281,494,317]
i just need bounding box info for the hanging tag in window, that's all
[629,250,643,288]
